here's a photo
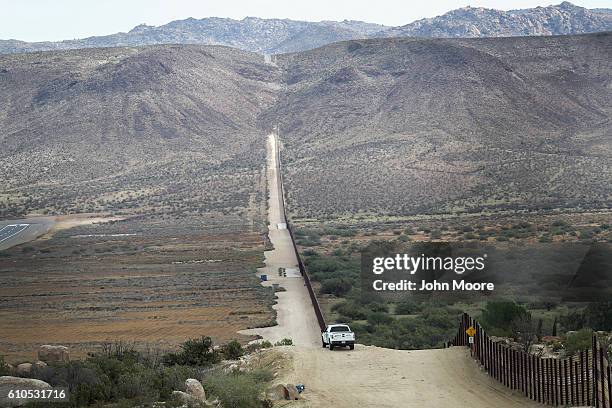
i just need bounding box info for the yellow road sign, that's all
[466,326,476,337]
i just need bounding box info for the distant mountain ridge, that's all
[0,17,387,54]
[0,2,610,54]
[380,1,612,38]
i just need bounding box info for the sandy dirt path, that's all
[240,134,320,347]
[242,134,539,407]
[278,345,541,408]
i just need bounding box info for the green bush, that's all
[481,301,529,336]
[274,338,293,346]
[561,302,612,332]
[332,301,367,320]
[321,278,353,297]
[564,329,593,356]
[163,336,220,366]
[394,300,421,315]
[203,371,270,408]
[367,312,393,326]
[583,302,612,331]
[222,340,244,360]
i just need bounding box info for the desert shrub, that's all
[203,370,270,408]
[163,336,220,366]
[332,301,367,320]
[367,312,393,326]
[420,308,457,330]
[394,300,421,315]
[481,301,529,336]
[365,302,389,313]
[222,340,244,360]
[583,302,612,330]
[302,249,318,257]
[321,278,353,297]
[560,302,612,332]
[564,329,593,356]
[354,310,458,350]
[274,338,293,346]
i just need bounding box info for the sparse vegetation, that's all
[15,339,275,407]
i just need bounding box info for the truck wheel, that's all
[329,344,334,351]
[321,339,326,348]
[349,344,355,350]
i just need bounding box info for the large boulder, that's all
[38,345,69,363]
[172,390,209,407]
[0,376,51,407]
[185,379,206,402]
[15,364,31,376]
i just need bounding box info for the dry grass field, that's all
[0,216,274,362]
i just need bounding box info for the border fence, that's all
[274,134,327,331]
[452,313,611,407]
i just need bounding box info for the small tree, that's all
[511,316,538,351]
[481,301,530,337]
[163,336,220,366]
[222,340,244,360]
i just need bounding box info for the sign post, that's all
[466,326,476,356]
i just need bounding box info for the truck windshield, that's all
[330,326,350,332]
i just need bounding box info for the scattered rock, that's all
[286,383,301,400]
[33,361,47,370]
[0,376,51,407]
[185,378,206,402]
[268,383,301,400]
[15,363,32,376]
[38,345,69,363]
[172,390,194,406]
[268,384,289,400]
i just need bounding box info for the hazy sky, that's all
[2,0,610,42]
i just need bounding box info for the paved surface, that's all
[278,345,541,408]
[240,133,320,347]
[0,224,29,243]
[0,218,54,251]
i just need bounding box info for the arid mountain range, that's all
[0,2,610,54]
[1,32,610,220]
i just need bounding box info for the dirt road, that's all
[240,134,320,347]
[276,345,540,408]
[244,134,538,407]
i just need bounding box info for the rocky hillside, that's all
[381,2,612,38]
[1,33,610,219]
[0,18,386,55]
[0,45,279,218]
[1,3,610,55]
[268,33,612,217]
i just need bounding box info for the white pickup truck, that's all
[321,324,355,350]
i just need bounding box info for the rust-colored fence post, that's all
[570,357,575,405]
[594,336,599,408]
[587,349,592,407]
[447,314,610,407]
[563,359,569,405]
[555,357,560,406]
